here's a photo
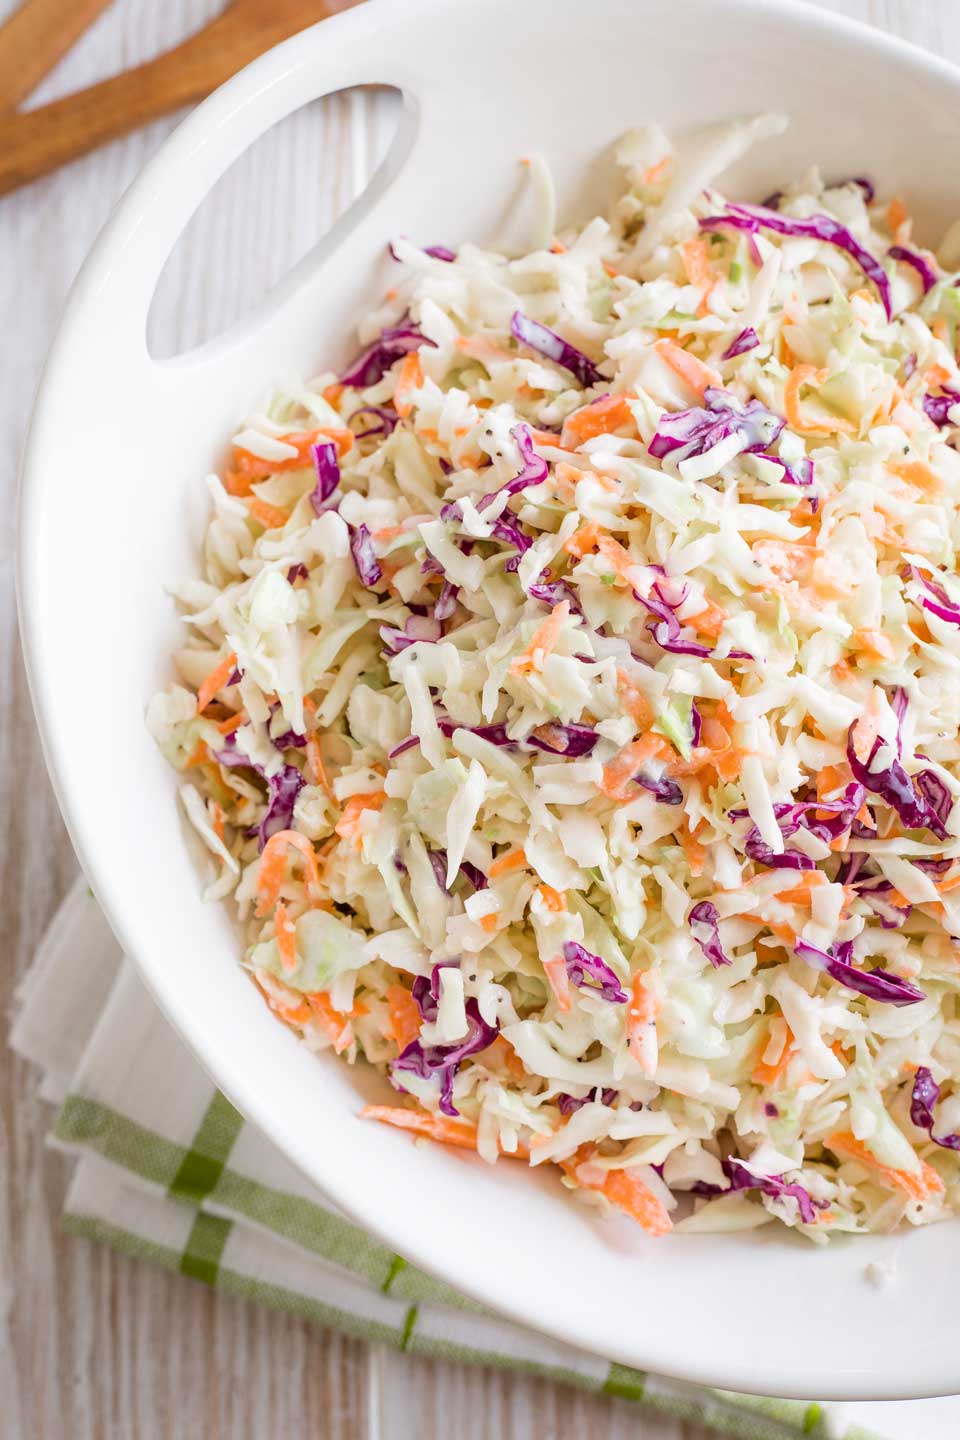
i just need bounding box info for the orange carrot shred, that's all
[488,849,528,879]
[362,1105,479,1149]
[386,985,421,1052]
[601,1169,673,1236]
[255,830,321,917]
[274,900,297,971]
[196,651,238,715]
[543,956,571,1012]
[826,1131,943,1200]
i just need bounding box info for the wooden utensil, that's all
[0,0,359,197]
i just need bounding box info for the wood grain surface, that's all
[1,2,958,1437]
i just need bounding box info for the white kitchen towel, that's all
[11,877,959,1440]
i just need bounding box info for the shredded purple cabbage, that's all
[510,310,603,387]
[394,994,498,1116]
[459,860,489,891]
[286,563,308,584]
[846,720,947,837]
[340,323,435,389]
[922,389,960,427]
[732,785,864,870]
[388,239,456,263]
[349,523,382,588]
[256,764,305,850]
[910,1066,960,1151]
[688,901,732,967]
[794,938,924,1005]
[851,876,912,929]
[638,578,712,658]
[722,1158,823,1225]
[561,941,628,1002]
[556,1088,618,1116]
[721,327,759,360]
[720,203,892,318]
[478,424,549,511]
[888,244,938,294]
[648,387,783,466]
[528,569,583,616]
[309,441,341,515]
[753,452,815,489]
[435,715,596,759]
[388,736,421,760]
[433,581,459,622]
[349,405,399,438]
[905,564,960,628]
[380,613,442,654]
[635,769,683,805]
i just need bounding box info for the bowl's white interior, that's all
[20,0,960,1399]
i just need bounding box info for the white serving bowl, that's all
[19,0,960,1399]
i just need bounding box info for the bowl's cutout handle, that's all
[71,18,422,377]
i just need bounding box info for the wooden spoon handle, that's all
[0,0,115,112]
[0,1,340,196]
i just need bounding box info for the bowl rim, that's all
[18,0,960,1401]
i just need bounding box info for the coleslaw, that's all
[149,115,960,1240]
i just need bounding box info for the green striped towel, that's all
[11,878,947,1439]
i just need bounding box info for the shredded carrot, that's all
[563,520,605,559]
[255,972,312,1027]
[362,1105,479,1149]
[322,383,345,405]
[752,1019,795,1086]
[543,956,571,1012]
[936,868,960,895]
[887,196,908,239]
[616,669,654,731]
[595,534,637,581]
[784,364,855,436]
[653,337,721,398]
[689,598,728,639]
[773,871,828,906]
[184,739,209,769]
[307,991,354,1054]
[334,791,388,848]
[680,237,717,317]
[590,1168,673,1236]
[196,651,238,715]
[245,496,290,531]
[215,710,246,736]
[488,848,528,880]
[510,601,570,675]
[274,900,297,971]
[209,801,226,845]
[225,426,354,494]
[480,911,500,934]
[853,628,895,664]
[255,830,321,917]
[488,1034,527,1079]
[394,351,424,418]
[538,884,567,913]
[816,764,846,801]
[600,734,671,799]
[561,394,634,449]
[641,154,671,185]
[888,457,942,498]
[306,738,336,800]
[681,830,706,877]
[627,971,659,1066]
[826,1131,943,1201]
[386,985,421,1052]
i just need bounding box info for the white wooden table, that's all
[2,2,958,1435]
